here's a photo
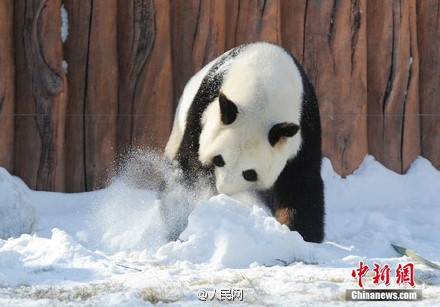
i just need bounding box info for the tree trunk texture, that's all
[14,0,67,191]
[231,0,281,45]
[83,0,118,191]
[418,0,440,170]
[0,0,15,174]
[2,0,439,192]
[279,0,307,64]
[119,0,173,151]
[367,0,420,174]
[303,0,368,176]
[63,0,91,192]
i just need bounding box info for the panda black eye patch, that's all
[212,155,225,167]
[242,169,258,182]
[219,92,238,125]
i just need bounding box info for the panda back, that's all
[165,55,221,159]
[165,46,247,160]
[220,43,304,135]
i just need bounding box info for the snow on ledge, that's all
[60,4,69,43]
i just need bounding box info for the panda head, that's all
[199,91,302,195]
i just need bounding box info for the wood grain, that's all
[304,0,368,176]
[64,0,92,192]
[280,0,307,63]
[84,0,118,190]
[15,0,67,191]
[368,0,420,173]
[117,0,156,151]
[0,0,15,173]
[418,0,440,169]
[231,0,281,46]
[130,0,174,150]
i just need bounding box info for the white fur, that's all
[168,43,304,195]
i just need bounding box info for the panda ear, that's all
[219,91,238,125]
[269,122,300,147]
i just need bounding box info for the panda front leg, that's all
[270,164,325,243]
[279,197,324,244]
[288,174,324,243]
[273,198,324,243]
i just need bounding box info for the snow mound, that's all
[0,228,112,286]
[323,155,440,260]
[0,167,38,239]
[156,194,314,268]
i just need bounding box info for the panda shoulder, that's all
[175,56,231,139]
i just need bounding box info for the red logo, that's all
[372,263,391,286]
[351,261,369,288]
[396,263,415,287]
[351,262,415,288]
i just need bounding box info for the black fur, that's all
[242,169,258,182]
[219,92,238,125]
[212,155,225,167]
[268,122,300,147]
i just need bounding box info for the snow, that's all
[62,60,68,74]
[0,168,38,239]
[156,194,314,268]
[0,155,439,306]
[60,4,68,43]
[60,5,69,75]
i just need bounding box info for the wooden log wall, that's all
[0,0,14,174]
[0,0,439,192]
[14,0,67,191]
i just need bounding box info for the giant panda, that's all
[162,42,324,243]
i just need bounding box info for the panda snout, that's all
[242,169,258,182]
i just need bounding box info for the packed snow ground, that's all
[0,155,439,306]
